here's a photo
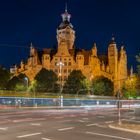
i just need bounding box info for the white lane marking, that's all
[0,127,8,130]
[17,133,42,138]
[86,123,98,126]
[58,127,74,131]
[86,132,134,140]
[30,123,41,126]
[69,115,76,117]
[13,118,33,123]
[59,120,71,122]
[105,121,114,124]
[82,118,89,120]
[98,116,105,118]
[130,117,135,120]
[42,138,51,140]
[78,120,85,122]
[97,124,107,128]
[13,118,46,123]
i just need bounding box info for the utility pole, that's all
[117,90,122,125]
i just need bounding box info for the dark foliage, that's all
[92,76,114,96]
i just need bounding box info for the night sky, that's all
[0,0,139,71]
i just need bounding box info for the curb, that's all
[109,124,140,134]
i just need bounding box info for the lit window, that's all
[68,62,71,66]
[64,62,67,66]
[64,69,67,73]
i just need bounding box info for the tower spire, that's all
[61,2,71,22]
[65,2,67,12]
[130,65,133,77]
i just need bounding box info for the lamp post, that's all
[24,77,28,90]
[56,60,64,107]
[31,80,37,107]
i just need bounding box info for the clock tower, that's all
[56,4,75,50]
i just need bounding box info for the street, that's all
[0,108,140,140]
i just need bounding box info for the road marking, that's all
[42,138,51,140]
[59,120,71,122]
[86,132,134,140]
[105,121,114,124]
[82,118,89,120]
[130,117,135,120]
[58,127,74,131]
[69,115,76,117]
[13,118,33,123]
[30,123,41,126]
[13,118,46,123]
[86,123,98,126]
[97,124,107,128]
[17,133,42,138]
[0,127,8,130]
[78,120,85,122]
[98,116,105,118]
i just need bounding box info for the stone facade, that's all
[11,7,128,92]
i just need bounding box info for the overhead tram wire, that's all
[0,44,45,50]
[0,44,137,58]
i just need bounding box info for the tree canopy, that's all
[0,66,10,89]
[136,53,140,76]
[34,68,58,92]
[7,73,28,91]
[63,70,89,95]
[91,76,114,96]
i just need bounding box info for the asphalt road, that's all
[0,108,140,140]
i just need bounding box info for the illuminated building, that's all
[11,5,128,92]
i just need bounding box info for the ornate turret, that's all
[58,3,73,29]
[108,36,118,89]
[110,36,116,44]
[20,60,25,71]
[30,42,36,57]
[57,4,75,50]
[101,61,105,71]
[91,43,97,57]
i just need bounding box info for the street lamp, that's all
[24,77,29,89]
[56,59,64,107]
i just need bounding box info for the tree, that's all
[91,76,114,96]
[135,54,140,95]
[136,53,140,76]
[35,68,58,92]
[7,73,28,91]
[0,66,10,89]
[63,70,88,95]
[122,75,139,98]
